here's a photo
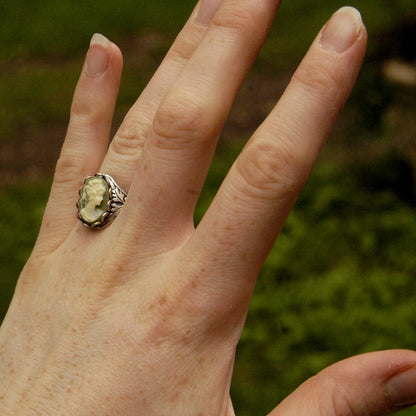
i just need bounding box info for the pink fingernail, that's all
[385,366,416,408]
[320,7,363,53]
[86,33,112,77]
[195,0,224,25]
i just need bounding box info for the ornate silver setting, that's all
[77,173,127,229]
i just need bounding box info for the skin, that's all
[1,0,416,415]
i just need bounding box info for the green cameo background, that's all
[78,176,110,226]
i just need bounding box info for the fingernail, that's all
[86,33,112,77]
[195,0,224,25]
[320,7,363,53]
[385,366,416,408]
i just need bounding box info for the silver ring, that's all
[77,173,127,229]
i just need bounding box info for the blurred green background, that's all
[1,0,416,414]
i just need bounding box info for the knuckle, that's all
[167,27,203,64]
[210,0,273,41]
[292,59,340,103]
[313,368,378,416]
[152,98,207,149]
[211,5,254,38]
[235,139,301,201]
[112,120,147,156]
[53,152,86,185]
[144,285,203,347]
[14,259,45,297]
[70,96,101,125]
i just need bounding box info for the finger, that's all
[100,0,224,191]
[269,350,416,416]
[35,34,123,255]
[188,7,367,300]
[121,0,283,246]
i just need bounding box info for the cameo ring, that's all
[77,173,127,229]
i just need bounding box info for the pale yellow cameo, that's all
[78,177,110,225]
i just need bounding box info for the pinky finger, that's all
[35,34,123,256]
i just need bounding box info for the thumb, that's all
[268,350,416,416]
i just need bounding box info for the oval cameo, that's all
[78,176,110,226]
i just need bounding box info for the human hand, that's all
[2,0,416,415]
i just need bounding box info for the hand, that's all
[1,1,415,415]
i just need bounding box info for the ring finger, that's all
[118,0,283,245]
[99,0,224,192]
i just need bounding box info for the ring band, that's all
[77,173,127,229]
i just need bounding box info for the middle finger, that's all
[121,0,282,244]
[100,0,223,191]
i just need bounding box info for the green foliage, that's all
[1,0,413,63]
[0,181,50,319]
[0,62,79,139]
[0,0,193,61]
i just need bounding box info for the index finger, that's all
[187,7,367,312]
